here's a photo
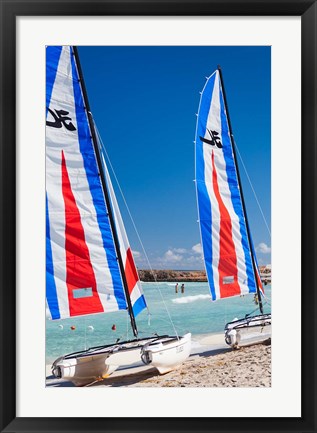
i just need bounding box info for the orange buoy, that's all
[70,326,76,330]
[111,324,116,331]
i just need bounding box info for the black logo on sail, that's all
[46,108,76,131]
[200,129,222,148]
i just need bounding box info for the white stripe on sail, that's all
[67,169,120,312]
[130,285,143,306]
[216,76,250,292]
[64,47,120,312]
[202,74,224,299]
[102,154,145,306]
[102,155,127,263]
[202,142,221,300]
[46,47,74,319]
[46,194,70,319]
[205,72,249,293]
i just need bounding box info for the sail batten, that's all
[46,46,146,321]
[195,69,263,301]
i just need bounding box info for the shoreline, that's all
[46,333,271,388]
[138,269,207,282]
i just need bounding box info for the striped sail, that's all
[46,46,146,320]
[195,70,263,301]
[100,150,147,317]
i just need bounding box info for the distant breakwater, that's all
[138,268,271,283]
[138,270,207,282]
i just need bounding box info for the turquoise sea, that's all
[46,282,271,365]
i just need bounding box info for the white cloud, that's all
[135,245,205,269]
[173,248,187,254]
[192,243,202,254]
[154,246,204,269]
[164,249,183,262]
[256,243,271,254]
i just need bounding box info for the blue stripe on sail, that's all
[219,84,256,293]
[195,73,217,300]
[46,46,62,116]
[249,234,262,293]
[196,183,216,300]
[132,294,147,317]
[70,48,127,310]
[46,194,61,319]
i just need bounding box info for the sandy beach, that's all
[46,334,271,388]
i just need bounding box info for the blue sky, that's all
[78,46,271,270]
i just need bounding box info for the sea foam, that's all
[172,294,211,304]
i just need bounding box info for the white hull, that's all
[140,332,191,374]
[52,333,191,386]
[224,314,271,349]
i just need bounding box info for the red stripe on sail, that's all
[124,248,139,295]
[61,151,104,316]
[256,268,264,294]
[211,151,241,298]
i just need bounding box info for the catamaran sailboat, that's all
[194,67,271,349]
[46,46,191,386]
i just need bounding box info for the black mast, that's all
[73,46,139,337]
[217,65,264,315]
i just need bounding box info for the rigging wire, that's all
[234,142,271,239]
[126,311,129,340]
[261,292,271,306]
[94,124,179,339]
[234,143,272,313]
[84,316,87,350]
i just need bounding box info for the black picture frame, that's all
[0,1,316,432]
